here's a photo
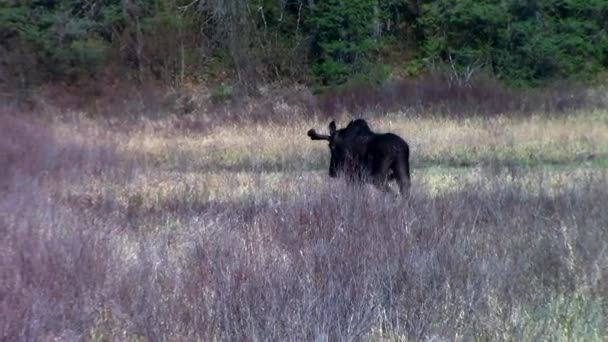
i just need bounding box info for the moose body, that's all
[308,119,411,195]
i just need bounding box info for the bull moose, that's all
[307,119,411,195]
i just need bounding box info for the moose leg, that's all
[373,181,396,195]
[371,157,397,195]
[393,158,411,196]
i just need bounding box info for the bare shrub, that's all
[34,74,169,120]
[2,169,606,340]
[0,180,114,340]
[15,73,606,128]
[316,75,601,118]
[0,110,56,187]
[1,103,606,341]
[3,117,126,185]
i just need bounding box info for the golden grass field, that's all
[3,105,608,340]
[51,109,608,207]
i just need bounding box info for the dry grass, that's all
[81,108,607,174]
[1,104,607,341]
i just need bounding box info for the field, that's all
[2,102,608,340]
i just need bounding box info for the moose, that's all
[307,119,411,195]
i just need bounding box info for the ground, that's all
[2,108,607,340]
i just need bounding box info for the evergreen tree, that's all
[309,0,383,86]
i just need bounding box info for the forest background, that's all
[2,0,608,102]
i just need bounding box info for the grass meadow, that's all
[1,87,608,340]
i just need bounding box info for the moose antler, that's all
[307,129,330,140]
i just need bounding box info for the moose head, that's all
[307,120,357,178]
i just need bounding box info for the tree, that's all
[419,0,608,86]
[309,0,383,86]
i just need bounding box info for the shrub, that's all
[309,0,384,86]
[2,171,607,340]
[419,0,608,86]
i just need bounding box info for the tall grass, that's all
[316,76,607,118]
[27,74,607,127]
[2,171,607,340]
[1,109,607,340]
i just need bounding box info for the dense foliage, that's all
[1,0,607,89]
[420,0,608,86]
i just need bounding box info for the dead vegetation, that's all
[1,88,607,340]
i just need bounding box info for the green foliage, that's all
[64,37,108,70]
[309,0,385,86]
[1,1,116,78]
[210,84,233,104]
[419,0,608,86]
[311,59,349,85]
[518,293,606,341]
[1,0,608,88]
[403,59,426,77]
[350,62,390,86]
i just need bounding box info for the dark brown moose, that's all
[308,119,411,195]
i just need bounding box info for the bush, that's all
[0,2,114,80]
[419,0,608,86]
[1,0,607,91]
[309,0,383,86]
[2,169,607,340]
[314,73,600,118]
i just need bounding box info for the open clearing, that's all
[54,109,608,199]
[2,109,608,340]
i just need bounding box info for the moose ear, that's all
[329,121,337,135]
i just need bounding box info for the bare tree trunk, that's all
[183,0,267,93]
[228,0,257,94]
[122,0,145,81]
[372,0,381,38]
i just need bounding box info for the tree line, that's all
[1,0,607,92]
